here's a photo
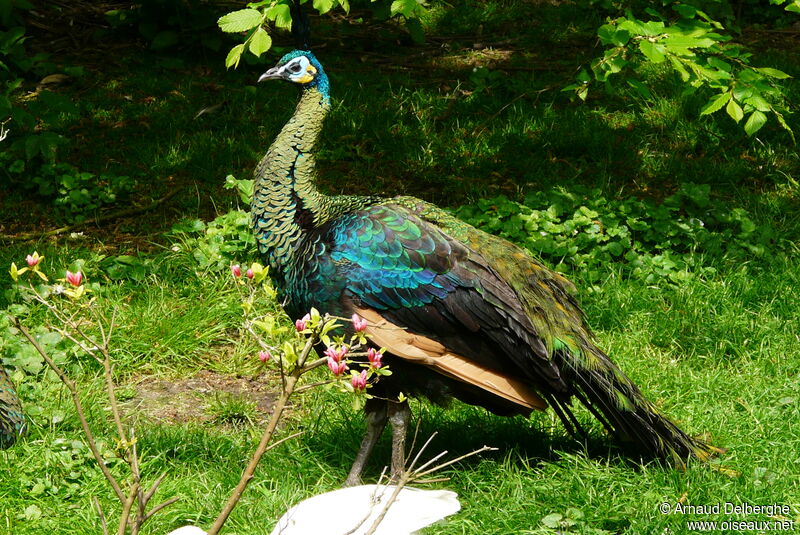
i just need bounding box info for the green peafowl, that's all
[1,365,26,449]
[253,51,722,485]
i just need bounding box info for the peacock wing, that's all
[324,201,579,408]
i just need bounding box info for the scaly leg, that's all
[388,400,411,481]
[344,398,388,487]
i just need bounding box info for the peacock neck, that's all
[252,87,377,279]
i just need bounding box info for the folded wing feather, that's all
[355,307,547,412]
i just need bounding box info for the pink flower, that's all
[351,370,368,391]
[231,264,241,277]
[324,345,348,362]
[65,270,83,287]
[246,268,254,279]
[26,254,40,267]
[367,348,383,369]
[327,357,348,376]
[295,313,311,332]
[351,313,368,332]
[258,350,271,363]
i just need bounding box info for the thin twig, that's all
[363,439,497,535]
[413,445,497,479]
[129,428,143,535]
[14,318,126,502]
[263,431,305,453]
[406,432,438,473]
[207,336,317,535]
[294,379,336,394]
[143,471,169,505]
[93,496,109,535]
[142,497,182,523]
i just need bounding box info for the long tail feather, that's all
[551,346,723,466]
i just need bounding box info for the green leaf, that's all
[726,98,743,122]
[674,3,697,18]
[225,44,245,69]
[770,107,795,141]
[744,110,767,136]
[662,34,717,53]
[707,56,732,72]
[755,67,791,79]
[266,4,292,29]
[607,241,623,256]
[218,9,263,33]
[248,27,272,57]
[612,29,630,46]
[700,91,731,115]
[744,95,771,112]
[638,40,665,63]
[542,513,563,528]
[668,56,690,82]
[597,24,616,45]
[390,0,417,16]
[786,1,800,13]
[313,0,335,14]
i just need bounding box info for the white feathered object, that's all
[270,484,461,535]
[165,484,460,535]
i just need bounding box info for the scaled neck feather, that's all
[252,87,377,278]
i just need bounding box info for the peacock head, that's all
[258,50,330,100]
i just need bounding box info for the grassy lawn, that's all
[2,1,799,534]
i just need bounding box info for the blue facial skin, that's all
[279,50,330,102]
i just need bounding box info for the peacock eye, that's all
[289,63,302,73]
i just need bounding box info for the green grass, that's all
[2,0,800,533]
[0,258,800,534]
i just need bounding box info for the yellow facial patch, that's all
[296,73,314,84]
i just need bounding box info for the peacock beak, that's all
[257,66,283,83]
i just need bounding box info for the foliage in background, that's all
[566,0,797,138]
[0,1,68,160]
[175,177,782,289]
[215,0,797,137]
[0,1,138,223]
[454,183,781,285]
[103,0,226,52]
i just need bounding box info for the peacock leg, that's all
[344,398,388,487]
[388,400,411,481]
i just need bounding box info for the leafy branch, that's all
[565,3,795,139]
[217,0,428,69]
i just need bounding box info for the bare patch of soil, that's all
[121,370,278,427]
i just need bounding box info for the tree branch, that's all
[14,318,126,503]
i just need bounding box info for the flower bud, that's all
[327,357,348,376]
[231,264,242,277]
[258,350,271,363]
[295,313,311,332]
[367,348,383,369]
[351,313,368,332]
[65,270,83,287]
[351,370,368,391]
